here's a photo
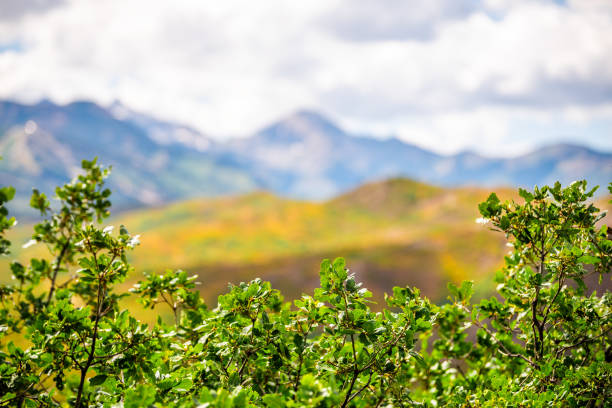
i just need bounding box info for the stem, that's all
[541,274,564,331]
[46,240,70,306]
[293,351,304,394]
[347,371,373,405]
[341,365,359,408]
[75,282,103,407]
[531,231,547,361]
[75,238,105,408]
[462,306,536,368]
[339,286,361,408]
[555,326,612,358]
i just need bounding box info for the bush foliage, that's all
[0,159,610,407]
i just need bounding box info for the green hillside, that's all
[5,177,610,309]
[2,178,531,307]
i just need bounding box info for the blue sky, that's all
[0,0,611,156]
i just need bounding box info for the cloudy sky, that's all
[0,0,611,156]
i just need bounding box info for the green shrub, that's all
[0,160,609,407]
[415,181,612,407]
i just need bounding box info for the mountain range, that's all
[1,99,611,216]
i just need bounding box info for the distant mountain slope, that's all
[1,99,610,216]
[430,143,612,189]
[229,110,612,197]
[108,100,212,151]
[228,110,441,198]
[0,100,259,215]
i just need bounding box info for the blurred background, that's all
[1,0,611,311]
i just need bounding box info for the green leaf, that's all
[175,378,193,392]
[577,255,600,264]
[125,385,156,408]
[7,341,17,355]
[263,394,286,408]
[24,400,37,408]
[409,351,426,368]
[459,281,474,301]
[0,393,15,403]
[261,311,271,329]
[1,186,15,201]
[333,257,347,281]
[500,215,510,230]
[89,374,108,386]
[518,188,534,202]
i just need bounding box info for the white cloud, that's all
[0,0,66,21]
[0,0,611,156]
[319,0,478,42]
